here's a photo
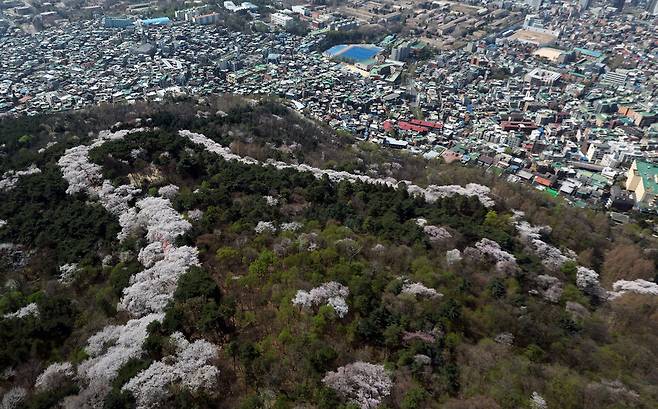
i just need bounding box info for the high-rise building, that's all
[271,12,294,29]
[579,0,592,11]
[648,0,658,15]
[391,45,410,61]
[526,0,542,10]
[611,0,624,12]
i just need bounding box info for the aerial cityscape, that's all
[0,1,658,408]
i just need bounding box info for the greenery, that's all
[0,99,656,409]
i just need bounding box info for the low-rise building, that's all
[625,160,658,207]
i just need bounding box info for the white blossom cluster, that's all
[57,144,103,195]
[130,148,145,159]
[609,279,658,298]
[326,296,349,318]
[34,362,74,391]
[57,131,145,241]
[413,354,431,366]
[254,221,276,234]
[576,267,608,300]
[463,238,518,275]
[0,387,26,409]
[415,218,428,227]
[56,129,222,406]
[446,249,462,265]
[534,275,563,303]
[182,130,496,208]
[119,246,199,316]
[512,213,572,272]
[515,220,552,242]
[530,392,548,409]
[400,281,442,299]
[474,238,516,264]
[322,362,392,409]
[281,221,303,232]
[423,225,452,242]
[0,165,41,191]
[0,220,6,229]
[133,197,192,243]
[3,302,39,319]
[494,332,514,346]
[529,239,574,272]
[408,183,496,208]
[187,209,204,222]
[122,332,219,409]
[264,195,279,206]
[58,263,79,285]
[158,184,179,199]
[137,242,164,268]
[60,133,197,317]
[371,243,386,253]
[292,281,350,318]
[77,314,164,387]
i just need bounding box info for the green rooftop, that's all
[636,161,658,195]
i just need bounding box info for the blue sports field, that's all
[324,44,384,63]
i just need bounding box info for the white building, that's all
[271,12,294,28]
[192,13,221,25]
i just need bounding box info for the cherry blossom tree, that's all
[423,225,452,242]
[534,275,563,303]
[187,209,204,222]
[34,362,74,391]
[134,197,192,243]
[55,128,221,409]
[446,249,462,265]
[255,221,276,234]
[182,130,496,208]
[119,246,199,315]
[122,332,219,409]
[530,392,548,409]
[610,279,658,298]
[70,313,164,407]
[293,281,350,318]
[59,263,79,285]
[78,314,164,384]
[400,281,442,299]
[281,221,303,232]
[576,267,608,300]
[0,387,26,409]
[512,214,572,272]
[0,165,41,191]
[3,303,39,319]
[264,195,279,206]
[322,362,392,409]
[137,242,165,268]
[158,184,179,199]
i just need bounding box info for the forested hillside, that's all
[0,97,657,409]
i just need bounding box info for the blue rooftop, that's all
[574,47,603,58]
[324,44,384,63]
[139,17,171,26]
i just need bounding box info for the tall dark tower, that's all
[611,0,624,12]
[648,0,658,15]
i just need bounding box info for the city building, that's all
[192,13,221,25]
[271,12,294,29]
[625,160,658,207]
[103,17,135,29]
[390,45,410,62]
[648,0,658,15]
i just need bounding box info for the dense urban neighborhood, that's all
[1,1,657,212]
